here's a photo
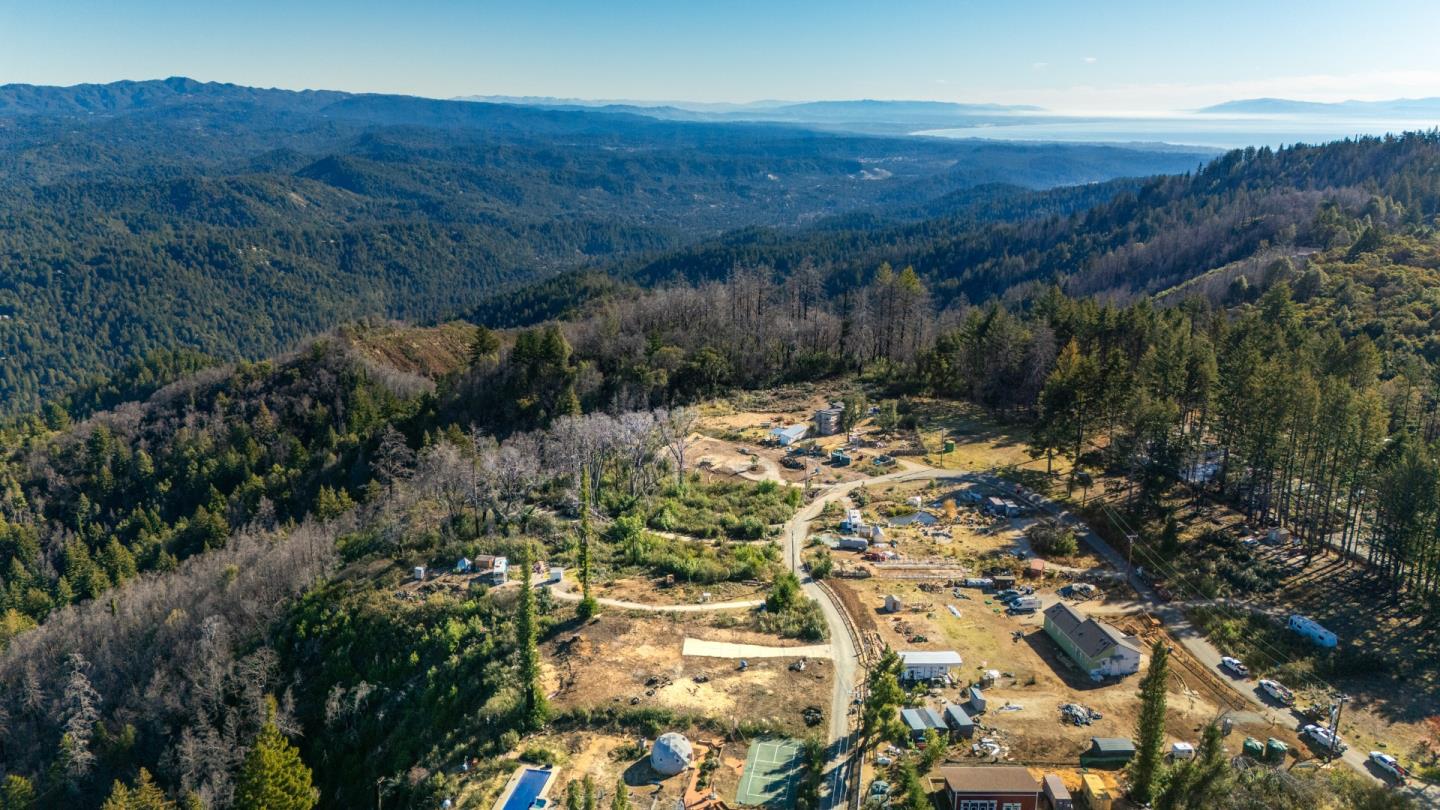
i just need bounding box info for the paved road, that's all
[681,638,833,659]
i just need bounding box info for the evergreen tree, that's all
[608,779,630,810]
[101,768,176,810]
[576,477,598,621]
[516,545,549,729]
[1129,640,1170,804]
[861,648,906,744]
[234,704,318,810]
[0,775,36,810]
[565,780,583,810]
[582,775,597,810]
[470,325,502,366]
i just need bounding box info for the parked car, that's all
[1007,596,1042,614]
[781,457,805,470]
[1302,724,1348,754]
[1369,751,1407,783]
[1220,656,1250,677]
[995,589,1023,603]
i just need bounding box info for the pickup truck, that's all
[1302,724,1348,754]
[1219,656,1250,677]
[1258,678,1295,706]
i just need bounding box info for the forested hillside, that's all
[0,78,1211,412]
[8,99,1440,809]
[483,132,1440,325]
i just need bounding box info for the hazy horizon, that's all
[6,0,1440,114]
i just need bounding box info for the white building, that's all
[770,424,809,446]
[898,650,963,682]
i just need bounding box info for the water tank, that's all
[650,733,694,776]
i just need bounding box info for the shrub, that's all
[520,746,560,766]
[1025,519,1078,557]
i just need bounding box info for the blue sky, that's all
[4,0,1440,111]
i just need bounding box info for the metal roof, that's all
[900,707,946,730]
[1089,737,1136,754]
[899,650,963,666]
[940,766,1040,795]
[1044,602,1141,659]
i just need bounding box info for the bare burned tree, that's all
[655,407,699,488]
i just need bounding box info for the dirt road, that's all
[681,638,833,659]
[550,580,763,613]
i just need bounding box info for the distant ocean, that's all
[915,114,1440,150]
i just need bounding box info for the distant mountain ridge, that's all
[1200,96,1440,116]
[0,77,1214,412]
[456,94,1049,134]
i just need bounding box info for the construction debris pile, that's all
[1059,703,1104,726]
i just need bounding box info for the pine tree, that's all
[234,706,318,810]
[1129,639,1170,804]
[582,775,597,810]
[576,477,598,620]
[101,768,176,810]
[0,775,36,810]
[470,324,501,366]
[608,779,631,810]
[861,648,906,744]
[516,545,549,729]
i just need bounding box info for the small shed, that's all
[899,707,947,741]
[1042,774,1073,810]
[1080,737,1136,769]
[1170,742,1195,760]
[831,449,853,466]
[884,594,904,613]
[943,704,975,739]
[412,566,426,581]
[1080,774,1114,810]
[1025,558,1046,579]
[966,686,987,714]
[455,557,473,573]
[992,574,1017,590]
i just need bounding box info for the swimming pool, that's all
[500,767,554,810]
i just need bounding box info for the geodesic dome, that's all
[650,732,694,776]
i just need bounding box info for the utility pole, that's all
[1327,695,1350,763]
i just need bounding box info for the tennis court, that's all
[735,739,803,807]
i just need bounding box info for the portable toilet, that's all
[943,439,956,453]
[412,566,426,581]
